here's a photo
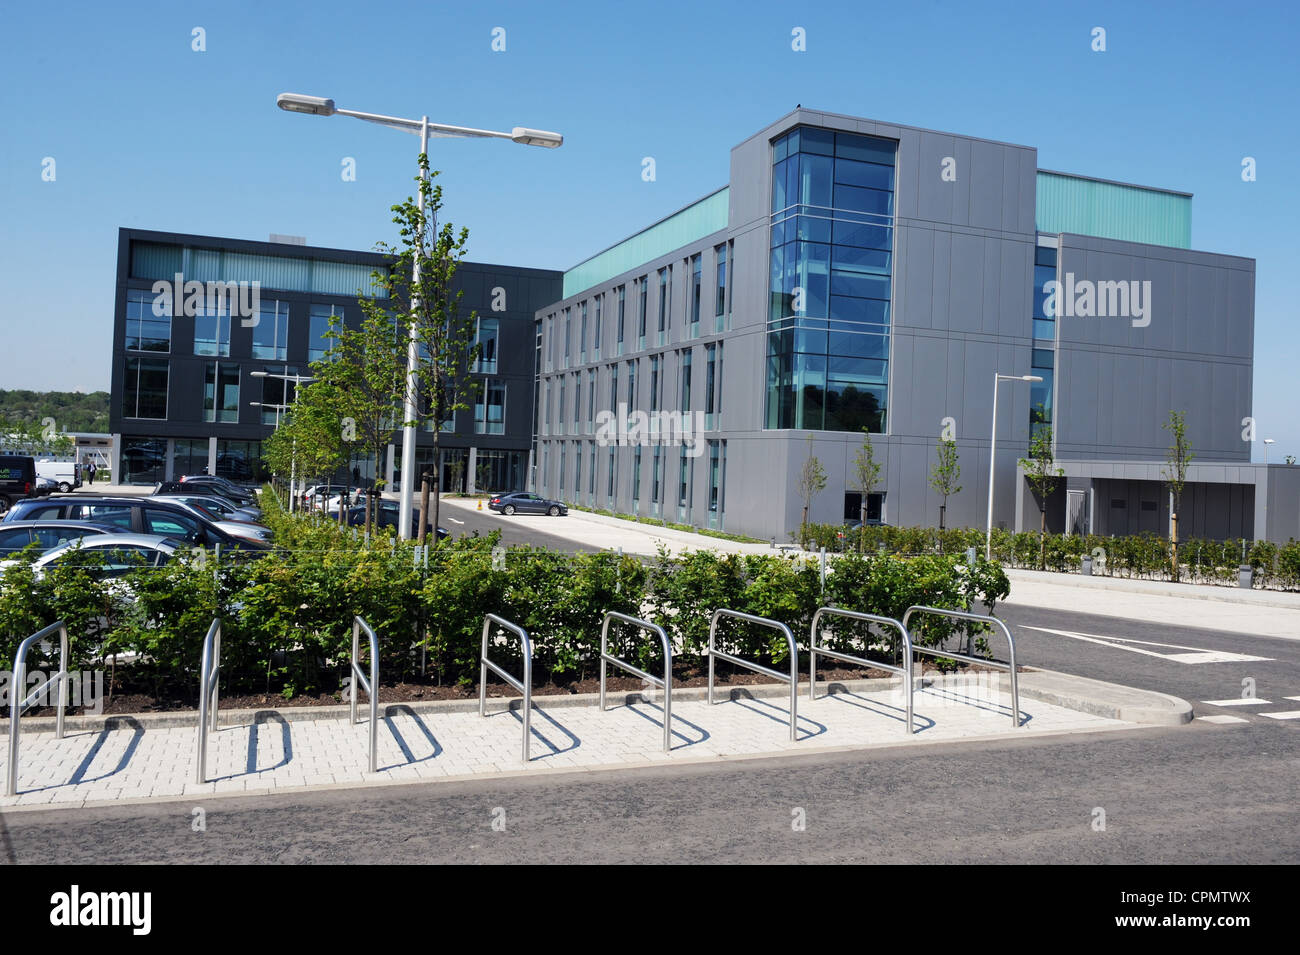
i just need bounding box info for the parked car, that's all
[154,485,262,522]
[32,477,57,496]
[0,454,37,516]
[178,475,258,507]
[22,533,181,581]
[487,492,568,516]
[302,484,355,511]
[343,499,447,540]
[1,496,270,552]
[143,497,272,544]
[35,459,82,493]
[0,520,119,556]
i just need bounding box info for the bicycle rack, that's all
[6,621,69,797]
[351,616,380,773]
[599,611,672,752]
[809,607,915,734]
[479,614,534,763]
[901,606,1021,727]
[195,618,221,783]
[707,609,800,742]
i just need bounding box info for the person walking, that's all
[87,461,98,484]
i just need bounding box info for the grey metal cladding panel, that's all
[914,132,958,225]
[897,226,931,330]
[1016,148,1038,234]
[929,229,952,332]
[981,241,1001,335]
[947,232,986,333]
[892,129,921,222]
[1000,238,1033,337]
[897,334,949,435]
[1061,348,1100,449]
[967,139,1005,231]
[946,336,968,434]
[729,135,770,230]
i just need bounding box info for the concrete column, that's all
[467,446,478,495]
[164,439,175,483]
[207,436,217,476]
[110,434,122,486]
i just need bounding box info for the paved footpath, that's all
[1,675,1136,809]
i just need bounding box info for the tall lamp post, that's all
[1263,437,1275,464]
[985,372,1043,560]
[275,92,563,538]
[252,369,316,512]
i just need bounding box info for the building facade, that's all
[110,229,562,492]
[533,108,1296,543]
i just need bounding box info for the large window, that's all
[474,317,499,374]
[689,253,702,335]
[679,348,693,412]
[766,125,896,434]
[579,302,588,364]
[260,367,298,426]
[125,289,171,352]
[649,355,660,413]
[1033,246,1058,341]
[562,307,571,368]
[475,380,505,434]
[252,300,289,361]
[1031,348,1055,440]
[637,277,648,350]
[308,305,340,362]
[705,343,717,427]
[632,446,642,505]
[616,285,626,355]
[657,267,670,345]
[193,302,230,357]
[123,358,168,419]
[626,359,638,411]
[203,362,239,423]
[714,244,728,326]
[592,295,602,360]
[586,370,596,433]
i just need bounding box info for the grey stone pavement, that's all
[1,672,1146,810]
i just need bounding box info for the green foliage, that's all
[0,389,110,436]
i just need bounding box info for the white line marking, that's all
[1285,696,1300,702]
[1196,715,1250,724]
[1023,626,1273,664]
[448,518,464,525]
[1202,698,1272,706]
[1259,711,1300,720]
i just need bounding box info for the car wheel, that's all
[503,504,516,516]
[58,482,72,493]
[548,505,560,516]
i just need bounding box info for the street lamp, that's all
[1263,438,1275,464]
[986,373,1044,560]
[276,91,563,538]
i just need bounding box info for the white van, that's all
[36,459,82,492]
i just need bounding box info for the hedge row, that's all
[0,497,1011,700]
[799,523,1300,590]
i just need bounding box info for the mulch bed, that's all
[21,658,1012,718]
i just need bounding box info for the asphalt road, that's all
[435,502,598,554]
[1,720,1294,864]
[996,602,1300,724]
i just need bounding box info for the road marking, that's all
[1023,627,1273,664]
[1201,698,1272,706]
[1196,715,1250,724]
[448,518,464,525]
[1259,711,1300,720]
[1285,696,1300,702]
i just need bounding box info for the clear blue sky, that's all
[1,0,1295,460]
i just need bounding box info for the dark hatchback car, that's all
[0,454,38,516]
[0,520,119,556]
[2,496,270,552]
[343,500,448,540]
[487,492,568,516]
[178,474,258,507]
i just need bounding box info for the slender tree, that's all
[929,438,962,531]
[371,157,479,543]
[795,434,827,547]
[1019,421,1063,570]
[263,380,347,512]
[1161,410,1194,581]
[851,427,882,552]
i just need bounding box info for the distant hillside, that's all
[0,389,111,434]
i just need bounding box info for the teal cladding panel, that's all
[1036,172,1191,248]
[129,242,388,298]
[563,188,729,298]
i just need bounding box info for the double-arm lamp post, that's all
[275,92,562,538]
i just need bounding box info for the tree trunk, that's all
[430,435,441,540]
[1039,505,1047,570]
[939,502,946,531]
[418,473,431,545]
[1171,511,1179,582]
